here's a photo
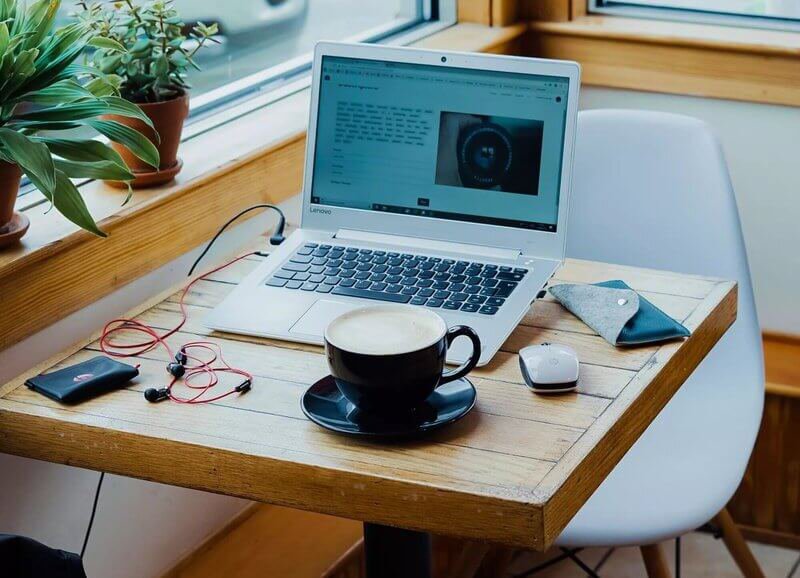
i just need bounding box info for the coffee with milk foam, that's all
[326,306,446,356]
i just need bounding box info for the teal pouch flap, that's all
[549,280,690,346]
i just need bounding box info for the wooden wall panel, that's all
[529,31,800,108]
[764,333,800,392]
[492,0,521,26]
[523,0,571,22]
[0,135,305,352]
[458,0,492,25]
[729,391,800,548]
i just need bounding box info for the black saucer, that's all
[301,375,476,439]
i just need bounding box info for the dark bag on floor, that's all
[0,534,86,578]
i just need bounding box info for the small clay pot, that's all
[0,161,29,247]
[104,92,190,188]
[0,161,22,227]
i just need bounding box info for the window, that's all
[17,0,454,206]
[590,0,800,30]
[184,0,454,116]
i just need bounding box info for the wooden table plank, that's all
[0,256,737,550]
[552,259,719,299]
[6,385,558,490]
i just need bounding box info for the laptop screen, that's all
[310,55,570,232]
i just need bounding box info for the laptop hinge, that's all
[334,229,521,261]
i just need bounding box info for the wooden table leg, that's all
[442,542,490,578]
[475,546,516,578]
[640,543,672,578]
[713,508,766,578]
[364,523,431,578]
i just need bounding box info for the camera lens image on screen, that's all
[435,112,544,195]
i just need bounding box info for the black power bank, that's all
[25,356,139,404]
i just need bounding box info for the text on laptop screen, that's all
[310,56,570,232]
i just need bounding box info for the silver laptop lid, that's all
[302,42,581,261]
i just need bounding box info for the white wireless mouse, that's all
[518,343,579,393]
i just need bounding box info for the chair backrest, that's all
[567,110,764,495]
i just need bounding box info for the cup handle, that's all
[439,325,482,386]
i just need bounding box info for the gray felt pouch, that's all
[549,280,690,346]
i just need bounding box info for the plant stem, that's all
[187,35,207,60]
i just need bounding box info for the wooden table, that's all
[0,255,736,577]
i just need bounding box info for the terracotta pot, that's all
[104,92,190,188]
[0,161,22,227]
[0,161,29,247]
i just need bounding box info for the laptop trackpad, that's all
[290,300,361,338]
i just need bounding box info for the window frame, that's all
[589,0,800,31]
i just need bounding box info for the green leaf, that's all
[153,54,168,77]
[87,119,160,168]
[13,97,154,128]
[42,169,107,237]
[8,0,25,35]
[0,127,56,193]
[5,120,82,131]
[16,78,93,105]
[169,51,187,67]
[101,95,154,126]
[21,0,59,51]
[0,51,14,94]
[130,37,151,54]
[35,136,129,167]
[99,53,122,74]
[2,47,39,95]
[0,0,16,22]
[85,74,122,97]
[0,21,9,55]
[33,21,84,66]
[55,158,134,181]
[18,28,90,97]
[88,36,126,53]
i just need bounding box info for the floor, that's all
[507,533,800,578]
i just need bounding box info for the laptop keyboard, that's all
[265,243,529,315]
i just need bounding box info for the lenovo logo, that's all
[310,207,332,215]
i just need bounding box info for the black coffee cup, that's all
[324,305,481,415]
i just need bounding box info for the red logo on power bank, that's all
[73,373,94,383]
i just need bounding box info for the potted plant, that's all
[0,0,160,246]
[78,0,218,188]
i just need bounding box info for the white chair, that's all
[551,110,765,577]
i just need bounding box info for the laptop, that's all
[206,42,580,366]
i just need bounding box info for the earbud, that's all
[144,388,169,403]
[167,362,186,378]
[175,349,188,365]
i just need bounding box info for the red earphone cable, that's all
[99,252,256,403]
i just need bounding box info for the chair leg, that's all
[713,508,766,578]
[641,543,672,578]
